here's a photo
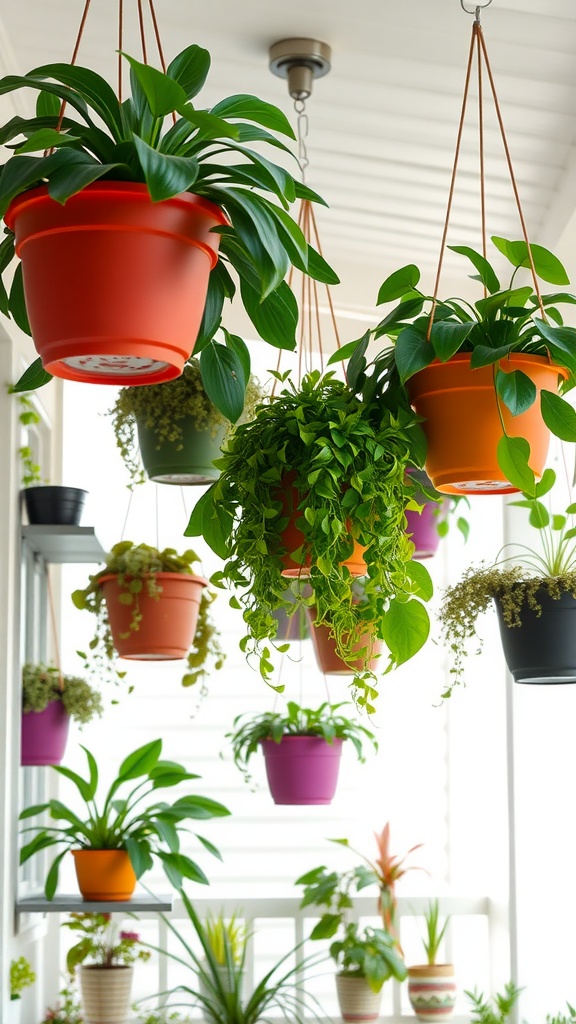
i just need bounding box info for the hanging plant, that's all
[187,370,432,712]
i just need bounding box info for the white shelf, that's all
[16,892,173,914]
[21,525,106,564]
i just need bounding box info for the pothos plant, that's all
[187,369,433,712]
[329,236,576,490]
[0,43,338,416]
[71,541,224,693]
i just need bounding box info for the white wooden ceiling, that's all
[1,0,576,332]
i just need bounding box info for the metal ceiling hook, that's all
[460,0,493,21]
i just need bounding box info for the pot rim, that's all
[97,571,209,588]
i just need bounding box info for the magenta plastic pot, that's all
[260,736,343,805]
[405,499,446,559]
[21,700,70,766]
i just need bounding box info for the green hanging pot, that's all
[136,416,226,485]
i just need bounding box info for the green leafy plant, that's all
[71,541,224,692]
[109,355,266,486]
[329,922,406,992]
[330,237,576,490]
[420,899,450,966]
[19,737,230,899]
[14,390,45,487]
[40,982,83,1024]
[203,910,247,966]
[63,912,151,973]
[136,887,328,1024]
[409,469,470,544]
[438,467,576,696]
[547,1003,576,1024]
[23,662,103,725]
[187,369,432,711]
[227,701,377,786]
[10,956,36,1000]
[465,981,522,1024]
[0,44,338,409]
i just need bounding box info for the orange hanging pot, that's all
[406,353,567,495]
[72,849,137,901]
[98,571,208,659]
[305,607,383,675]
[278,478,367,578]
[5,182,227,386]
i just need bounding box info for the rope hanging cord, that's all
[427,17,546,342]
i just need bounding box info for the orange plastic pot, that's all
[5,182,227,385]
[406,353,567,494]
[278,480,367,578]
[306,607,383,674]
[99,572,208,659]
[72,849,137,901]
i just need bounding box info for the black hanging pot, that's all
[494,587,576,684]
[23,486,88,526]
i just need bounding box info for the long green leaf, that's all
[125,836,153,879]
[430,320,474,360]
[200,342,246,422]
[210,94,295,139]
[532,318,576,374]
[52,764,94,803]
[14,128,80,154]
[178,104,239,142]
[9,264,31,335]
[496,435,536,494]
[121,53,187,118]
[237,277,298,351]
[492,236,570,285]
[45,849,69,900]
[220,189,289,298]
[449,244,500,293]
[540,390,576,442]
[223,328,251,383]
[495,368,537,416]
[394,325,435,382]
[47,155,126,204]
[133,135,198,201]
[29,64,124,140]
[117,739,162,781]
[167,45,211,100]
[11,357,52,393]
[377,265,420,304]
[184,483,230,559]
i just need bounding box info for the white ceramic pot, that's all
[80,964,134,1024]
[336,973,383,1023]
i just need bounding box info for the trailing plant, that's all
[465,982,522,1024]
[23,662,103,725]
[329,237,576,490]
[71,541,225,692]
[227,700,377,786]
[63,912,151,972]
[187,369,432,712]
[109,353,267,486]
[329,921,406,992]
[420,899,450,966]
[10,956,36,999]
[0,43,338,413]
[438,467,576,696]
[19,737,230,899]
[136,887,329,1024]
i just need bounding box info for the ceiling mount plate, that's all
[269,38,331,100]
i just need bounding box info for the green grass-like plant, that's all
[465,981,522,1024]
[421,899,450,966]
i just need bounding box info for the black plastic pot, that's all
[495,589,576,684]
[23,486,88,526]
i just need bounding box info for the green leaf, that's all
[200,342,246,423]
[449,245,500,293]
[184,484,231,559]
[14,128,80,154]
[210,94,296,139]
[492,236,570,285]
[328,335,371,366]
[347,331,370,392]
[47,154,125,204]
[377,265,420,304]
[133,135,198,201]
[238,278,297,351]
[9,264,31,335]
[540,390,576,442]
[45,849,68,901]
[430,320,474,361]
[29,63,124,140]
[52,764,94,803]
[404,559,434,602]
[36,90,60,118]
[496,435,536,494]
[531,318,576,374]
[11,358,52,392]
[374,296,424,339]
[223,329,250,383]
[125,836,153,879]
[469,344,513,368]
[394,325,435,383]
[167,45,211,101]
[122,53,188,117]
[381,598,430,666]
[495,368,537,416]
[117,739,162,781]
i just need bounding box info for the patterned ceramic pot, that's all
[336,973,382,1023]
[407,964,457,1022]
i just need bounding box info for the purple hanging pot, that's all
[21,700,71,766]
[261,736,343,805]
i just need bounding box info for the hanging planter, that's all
[261,736,343,805]
[306,608,383,675]
[279,478,367,577]
[21,663,102,767]
[494,589,576,685]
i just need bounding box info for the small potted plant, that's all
[227,700,378,805]
[407,900,457,1022]
[109,355,267,487]
[1,43,337,399]
[330,237,576,494]
[71,541,225,691]
[21,662,103,766]
[63,912,150,1024]
[188,369,432,711]
[19,737,230,900]
[438,467,576,696]
[9,956,36,1024]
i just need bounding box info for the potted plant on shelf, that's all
[109,354,266,487]
[330,237,576,494]
[9,957,36,1024]
[407,900,457,1022]
[63,912,150,1024]
[187,369,433,711]
[0,42,337,399]
[19,737,230,900]
[438,467,576,696]
[71,541,224,691]
[227,700,377,805]
[21,662,103,766]
[15,390,87,525]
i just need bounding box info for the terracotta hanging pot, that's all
[305,607,383,675]
[335,974,382,1024]
[5,183,226,386]
[260,736,343,805]
[278,479,366,578]
[494,588,576,684]
[98,572,208,659]
[21,700,70,767]
[407,964,457,1022]
[136,415,227,485]
[72,849,137,901]
[80,964,134,1024]
[406,353,566,495]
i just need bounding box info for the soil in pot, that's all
[23,486,87,526]
[260,736,343,805]
[495,589,576,684]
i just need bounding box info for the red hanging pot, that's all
[99,572,208,659]
[260,736,343,805]
[5,182,226,386]
[406,353,567,495]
